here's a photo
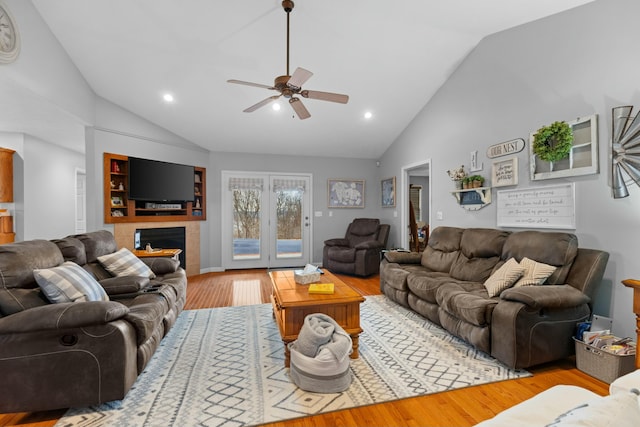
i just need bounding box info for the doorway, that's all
[221,171,312,269]
[400,159,431,250]
[74,168,86,234]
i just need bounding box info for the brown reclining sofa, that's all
[380,226,609,369]
[0,230,187,413]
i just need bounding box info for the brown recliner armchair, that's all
[323,218,390,277]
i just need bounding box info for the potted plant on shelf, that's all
[471,175,485,188]
[462,176,472,189]
[447,165,466,190]
[532,121,574,163]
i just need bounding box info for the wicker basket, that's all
[574,338,636,384]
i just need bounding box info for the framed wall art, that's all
[529,114,599,181]
[491,157,518,187]
[381,176,396,207]
[328,179,365,208]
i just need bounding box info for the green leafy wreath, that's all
[532,121,574,162]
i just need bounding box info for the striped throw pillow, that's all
[97,248,156,279]
[34,261,109,303]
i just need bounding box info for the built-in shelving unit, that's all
[451,187,492,211]
[103,152,206,223]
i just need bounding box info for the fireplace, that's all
[135,226,186,269]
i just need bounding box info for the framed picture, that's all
[491,157,518,187]
[529,114,598,181]
[381,176,396,207]
[328,179,365,208]
[111,196,123,206]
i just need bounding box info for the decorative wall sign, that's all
[487,139,525,159]
[328,179,365,208]
[529,115,599,181]
[491,157,518,187]
[497,183,575,229]
[381,176,396,207]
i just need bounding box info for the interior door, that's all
[222,171,311,269]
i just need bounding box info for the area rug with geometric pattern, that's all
[55,295,530,427]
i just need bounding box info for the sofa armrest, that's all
[354,241,384,250]
[100,275,150,296]
[383,251,422,264]
[500,285,590,309]
[324,238,350,247]
[140,257,180,275]
[0,301,129,334]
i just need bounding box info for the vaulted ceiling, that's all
[16,1,596,158]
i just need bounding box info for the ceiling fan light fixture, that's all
[227,0,349,119]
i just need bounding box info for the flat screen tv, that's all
[128,157,195,202]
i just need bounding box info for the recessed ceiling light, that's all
[163,93,174,103]
[364,111,373,119]
[272,103,281,111]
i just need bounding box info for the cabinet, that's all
[0,147,14,202]
[0,147,15,243]
[104,152,206,223]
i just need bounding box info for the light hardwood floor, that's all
[0,270,609,426]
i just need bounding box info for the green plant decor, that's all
[532,121,574,162]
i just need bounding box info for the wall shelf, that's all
[104,152,206,223]
[450,187,492,211]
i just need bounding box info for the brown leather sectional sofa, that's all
[0,230,187,413]
[380,226,609,369]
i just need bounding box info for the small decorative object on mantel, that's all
[447,165,467,190]
[610,105,640,199]
[532,121,574,163]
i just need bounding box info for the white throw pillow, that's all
[513,257,556,287]
[546,390,640,427]
[34,261,109,303]
[483,258,525,297]
[98,248,156,279]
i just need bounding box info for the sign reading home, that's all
[487,138,525,158]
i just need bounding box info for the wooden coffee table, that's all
[269,269,365,367]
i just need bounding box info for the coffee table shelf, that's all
[269,269,365,367]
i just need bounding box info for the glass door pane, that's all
[232,188,261,261]
[274,187,303,259]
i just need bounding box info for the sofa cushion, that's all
[436,281,497,326]
[34,261,109,303]
[73,230,118,263]
[51,237,87,265]
[327,247,356,263]
[0,240,64,288]
[514,257,557,287]
[421,226,463,272]
[449,229,508,282]
[98,248,156,279]
[483,258,525,297]
[406,272,457,304]
[502,231,577,284]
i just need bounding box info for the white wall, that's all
[207,152,379,267]
[379,0,640,338]
[23,136,84,239]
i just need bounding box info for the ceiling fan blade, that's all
[301,90,349,104]
[227,79,275,90]
[287,67,313,89]
[243,95,281,113]
[289,97,311,120]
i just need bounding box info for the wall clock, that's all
[0,2,20,64]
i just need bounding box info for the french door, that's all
[221,171,312,269]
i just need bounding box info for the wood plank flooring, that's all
[0,270,609,426]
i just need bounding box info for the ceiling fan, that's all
[227,0,349,120]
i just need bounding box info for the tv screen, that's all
[128,157,195,202]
